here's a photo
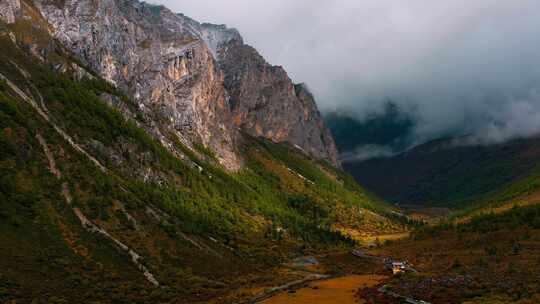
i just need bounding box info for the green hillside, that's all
[344,135,540,209]
[0,17,406,303]
[367,204,540,304]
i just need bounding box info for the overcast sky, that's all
[156,0,540,144]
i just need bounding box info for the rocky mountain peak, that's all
[199,23,243,59]
[24,0,339,168]
[217,39,340,166]
[34,0,242,169]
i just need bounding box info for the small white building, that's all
[392,262,406,274]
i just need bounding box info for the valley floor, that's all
[218,243,401,304]
[261,274,387,304]
[246,203,540,304]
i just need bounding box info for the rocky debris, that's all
[52,62,95,81]
[287,167,315,184]
[114,201,141,231]
[145,205,169,222]
[179,232,223,258]
[36,130,160,287]
[100,93,136,121]
[61,182,73,204]
[35,134,61,178]
[144,204,224,257]
[5,68,160,285]
[98,93,209,178]
[86,137,170,185]
[72,207,160,286]
[0,72,107,172]
[0,0,20,24]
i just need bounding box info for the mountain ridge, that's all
[344,134,540,208]
[0,1,406,302]
[10,0,339,170]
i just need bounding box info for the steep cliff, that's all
[29,0,339,169]
[0,1,410,302]
[218,39,340,166]
[32,0,243,169]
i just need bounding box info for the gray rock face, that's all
[0,0,20,24]
[34,0,241,169]
[32,0,339,168]
[218,40,339,166]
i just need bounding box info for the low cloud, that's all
[156,0,540,147]
[455,89,540,145]
[340,144,396,162]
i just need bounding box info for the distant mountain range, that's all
[342,134,540,208]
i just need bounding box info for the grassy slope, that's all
[0,8,405,303]
[365,205,540,304]
[344,135,540,210]
[238,139,412,241]
[370,141,540,303]
[450,166,540,221]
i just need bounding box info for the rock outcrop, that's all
[0,0,20,24]
[30,0,339,168]
[218,39,339,166]
[34,0,242,169]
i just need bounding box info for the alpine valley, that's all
[1,1,539,304]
